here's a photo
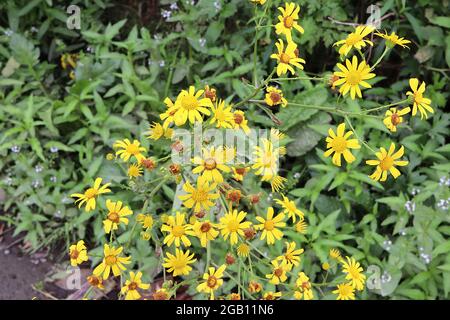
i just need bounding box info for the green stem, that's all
[371,46,389,70]
[234,68,276,108]
[271,76,324,82]
[344,115,375,153]
[363,99,409,114]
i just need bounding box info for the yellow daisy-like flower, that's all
[366,143,409,182]
[127,163,143,178]
[334,25,374,56]
[113,139,146,163]
[87,274,104,289]
[162,248,196,277]
[375,30,411,48]
[218,209,252,245]
[210,100,234,128]
[147,122,166,140]
[248,281,263,293]
[69,240,88,266]
[295,220,308,234]
[192,220,219,247]
[332,56,376,99]
[333,283,355,300]
[265,86,288,107]
[93,244,131,280]
[231,166,250,181]
[266,259,288,285]
[103,199,133,234]
[341,256,366,291]
[196,265,226,300]
[179,176,220,212]
[276,241,304,271]
[232,110,251,135]
[160,97,179,129]
[263,291,282,300]
[294,272,313,300]
[137,213,154,229]
[383,107,411,132]
[236,243,250,257]
[275,195,304,223]
[173,86,213,126]
[120,271,150,300]
[255,207,286,245]
[252,139,280,181]
[275,2,304,41]
[70,177,111,212]
[192,146,233,184]
[324,123,361,166]
[271,175,287,193]
[250,0,266,4]
[329,248,342,260]
[161,212,195,247]
[153,288,170,300]
[270,39,305,76]
[406,78,433,119]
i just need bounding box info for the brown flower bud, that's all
[169,163,181,175]
[171,140,184,153]
[141,158,156,170]
[226,189,242,204]
[225,253,235,265]
[194,209,206,219]
[243,227,256,240]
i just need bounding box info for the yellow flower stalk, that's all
[93,244,131,280]
[120,271,150,300]
[270,39,305,76]
[366,143,409,182]
[324,123,361,166]
[70,177,111,212]
[406,78,433,119]
[255,207,285,245]
[69,240,88,266]
[275,2,304,41]
[334,25,374,56]
[196,265,226,300]
[218,209,252,245]
[332,56,376,99]
[161,212,195,247]
[162,248,196,276]
[103,199,133,234]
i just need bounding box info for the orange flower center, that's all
[235,167,246,175]
[284,16,294,28]
[234,113,244,124]
[274,268,283,277]
[70,249,79,260]
[85,188,98,199]
[264,220,275,231]
[280,53,291,64]
[108,212,120,223]
[204,158,217,170]
[172,225,185,237]
[331,136,347,153]
[270,92,281,104]
[128,282,138,291]
[126,144,139,155]
[200,222,211,233]
[391,113,400,126]
[207,276,217,288]
[105,255,117,266]
[379,156,394,171]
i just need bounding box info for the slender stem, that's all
[271,76,324,82]
[234,68,276,108]
[344,115,375,153]
[215,264,255,300]
[371,46,389,70]
[363,99,409,114]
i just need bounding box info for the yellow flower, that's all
[334,25,374,56]
[236,243,250,257]
[218,209,252,245]
[162,248,196,276]
[333,283,355,300]
[248,281,262,293]
[383,107,410,132]
[160,97,179,129]
[255,207,285,245]
[329,248,342,260]
[70,177,111,212]
[270,39,305,76]
[263,291,282,300]
[69,240,88,266]
[103,199,133,234]
[375,30,411,48]
[120,271,150,300]
[366,143,409,182]
[324,123,361,166]
[231,166,249,181]
[271,175,287,193]
[322,262,330,271]
[265,86,288,107]
[341,256,366,291]
[161,212,195,247]
[294,272,313,300]
[192,220,219,247]
[137,213,154,229]
[250,0,266,4]
[87,274,104,289]
[153,288,170,300]
[93,244,131,280]
[179,176,220,212]
[252,139,280,181]
[147,122,165,140]
[113,139,146,162]
[266,259,288,285]
[406,78,433,119]
[275,195,304,222]
[196,265,226,300]
[276,241,304,270]
[232,110,251,134]
[332,56,375,99]
[295,220,308,234]
[210,100,234,128]
[192,146,232,184]
[228,293,241,300]
[127,163,143,178]
[275,2,304,41]
[173,86,213,126]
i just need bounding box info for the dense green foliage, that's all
[0,0,449,299]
